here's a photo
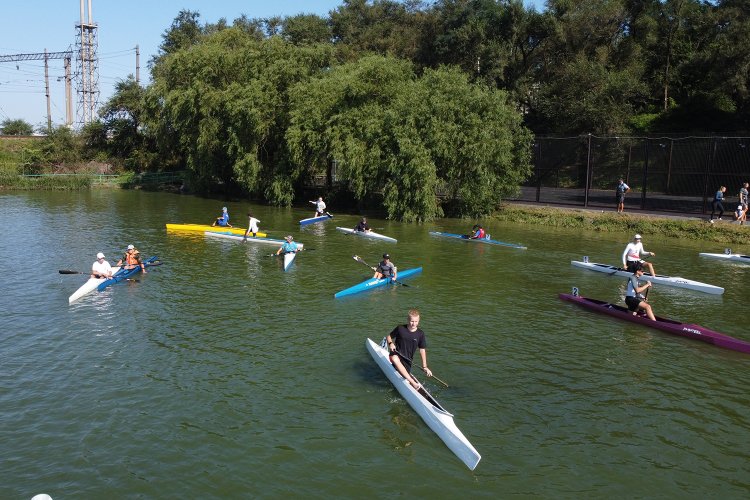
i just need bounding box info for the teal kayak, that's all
[334,267,422,298]
[97,255,159,291]
[428,231,527,250]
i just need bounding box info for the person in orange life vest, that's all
[468,224,485,239]
[116,244,147,273]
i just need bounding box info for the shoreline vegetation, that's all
[495,204,750,246]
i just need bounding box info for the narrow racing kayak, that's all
[429,231,527,250]
[204,231,304,250]
[699,251,750,264]
[68,266,122,304]
[166,223,267,238]
[571,259,723,294]
[97,256,159,292]
[366,338,481,470]
[559,293,750,354]
[334,267,422,298]
[299,214,333,226]
[335,227,397,243]
[283,251,297,271]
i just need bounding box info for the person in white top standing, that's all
[244,211,261,239]
[91,252,113,279]
[622,234,656,276]
[310,196,327,217]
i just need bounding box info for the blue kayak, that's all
[97,255,159,291]
[300,214,333,226]
[428,231,527,250]
[334,267,422,298]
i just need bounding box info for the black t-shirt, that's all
[390,324,426,370]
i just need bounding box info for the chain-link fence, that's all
[511,135,750,214]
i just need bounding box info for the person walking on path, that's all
[616,179,630,213]
[385,309,433,389]
[710,186,726,222]
[622,234,656,276]
[740,182,749,210]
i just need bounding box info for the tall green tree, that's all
[1,119,34,136]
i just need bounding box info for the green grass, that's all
[0,174,92,190]
[494,204,750,245]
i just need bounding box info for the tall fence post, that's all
[584,133,592,207]
[535,141,541,202]
[702,137,717,214]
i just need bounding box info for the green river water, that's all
[1,190,749,498]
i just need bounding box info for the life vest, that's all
[125,251,140,266]
[478,228,486,238]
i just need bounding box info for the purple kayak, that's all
[559,293,750,355]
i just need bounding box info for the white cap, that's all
[222,206,228,212]
[96,252,105,259]
[634,234,642,240]
[127,244,135,250]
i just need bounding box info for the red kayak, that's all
[559,293,750,355]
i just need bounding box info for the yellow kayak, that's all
[166,223,268,238]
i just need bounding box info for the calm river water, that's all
[2,190,749,498]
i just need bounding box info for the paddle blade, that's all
[59,270,85,274]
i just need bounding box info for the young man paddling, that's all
[276,235,299,255]
[386,309,432,389]
[625,263,655,321]
[373,254,397,282]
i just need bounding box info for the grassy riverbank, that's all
[495,204,750,246]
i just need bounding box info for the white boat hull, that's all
[366,338,481,470]
[336,227,397,243]
[571,260,724,294]
[699,252,750,264]
[283,252,297,271]
[204,231,304,249]
[68,267,121,304]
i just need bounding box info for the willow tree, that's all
[147,27,334,201]
[287,55,532,221]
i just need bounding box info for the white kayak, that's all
[571,259,724,294]
[204,231,304,250]
[365,338,481,470]
[283,251,297,271]
[335,227,397,243]
[68,267,121,304]
[699,251,750,264]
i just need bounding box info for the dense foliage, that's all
[10,1,750,218]
[1,119,34,136]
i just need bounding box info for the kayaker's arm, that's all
[419,348,432,377]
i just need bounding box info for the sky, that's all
[0,0,544,130]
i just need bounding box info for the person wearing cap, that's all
[354,217,371,233]
[211,206,232,227]
[622,234,655,276]
[91,252,113,279]
[117,244,147,273]
[374,253,397,282]
[734,203,747,225]
[309,196,327,217]
[385,308,432,390]
[625,263,655,321]
[468,224,485,239]
[244,211,261,239]
[616,178,630,213]
[276,235,300,255]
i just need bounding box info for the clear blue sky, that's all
[0,0,544,129]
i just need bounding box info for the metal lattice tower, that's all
[75,0,99,127]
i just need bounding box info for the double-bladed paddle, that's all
[352,255,411,287]
[59,260,163,274]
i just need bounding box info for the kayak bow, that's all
[167,223,267,238]
[336,227,397,243]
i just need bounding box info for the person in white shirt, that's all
[244,211,261,239]
[310,196,327,217]
[621,234,656,276]
[91,252,113,279]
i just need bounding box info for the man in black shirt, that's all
[385,309,433,389]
